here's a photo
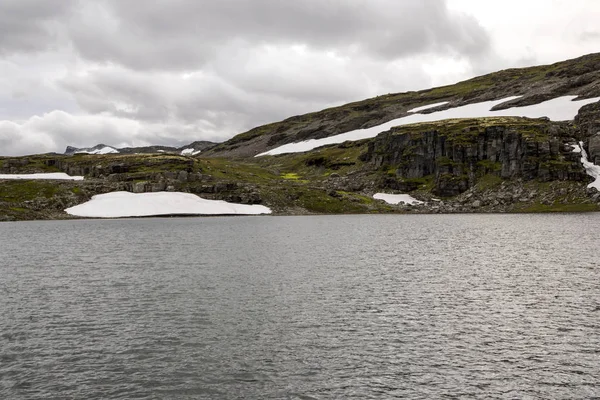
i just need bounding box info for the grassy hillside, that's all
[205,53,600,158]
[3,54,600,220]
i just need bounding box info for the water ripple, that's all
[1,214,600,399]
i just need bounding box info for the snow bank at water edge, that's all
[0,173,84,180]
[407,101,449,113]
[373,193,424,205]
[256,95,600,157]
[65,191,272,218]
[573,142,600,191]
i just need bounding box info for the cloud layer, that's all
[0,0,598,155]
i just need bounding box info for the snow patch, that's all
[0,173,84,181]
[257,96,600,157]
[76,146,119,155]
[373,193,424,205]
[574,142,600,191]
[65,191,272,218]
[407,101,449,113]
[181,148,202,156]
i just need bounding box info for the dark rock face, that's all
[362,120,585,197]
[587,134,600,165]
[575,100,600,163]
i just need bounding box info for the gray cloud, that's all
[0,0,74,54]
[65,0,491,70]
[0,0,501,155]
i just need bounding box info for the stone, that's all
[177,171,188,182]
[588,134,600,165]
[151,182,167,192]
[132,182,147,193]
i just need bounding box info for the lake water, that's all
[1,214,600,399]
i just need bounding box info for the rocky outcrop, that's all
[361,117,585,196]
[575,100,600,164]
[386,179,597,214]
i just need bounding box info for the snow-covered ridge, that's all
[181,148,202,156]
[573,142,600,191]
[257,96,600,157]
[64,192,272,218]
[373,193,424,205]
[71,145,119,155]
[63,143,215,156]
[0,173,84,181]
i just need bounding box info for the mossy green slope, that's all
[205,53,600,158]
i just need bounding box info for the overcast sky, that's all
[1,0,599,155]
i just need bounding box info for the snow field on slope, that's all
[257,96,600,157]
[75,146,119,155]
[407,101,449,113]
[0,173,84,180]
[181,148,202,156]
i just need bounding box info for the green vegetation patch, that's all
[0,181,60,202]
[389,116,551,143]
[257,141,369,181]
[0,155,63,174]
[475,174,503,191]
[405,175,436,192]
[296,189,367,214]
[476,160,502,172]
[281,172,301,180]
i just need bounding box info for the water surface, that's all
[1,214,600,399]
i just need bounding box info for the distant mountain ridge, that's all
[64,141,217,156]
[64,144,119,155]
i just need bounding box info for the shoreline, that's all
[2,207,600,223]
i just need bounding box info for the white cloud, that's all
[447,0,600,66]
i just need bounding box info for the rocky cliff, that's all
[361,117,585,196]
[575,101,600,164]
